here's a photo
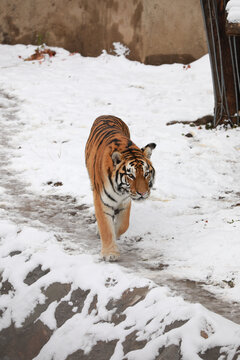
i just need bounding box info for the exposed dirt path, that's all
[0,89,239,325]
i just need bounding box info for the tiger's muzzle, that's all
[130,190,150,201]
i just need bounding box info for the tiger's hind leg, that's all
[115,200,131,239]
[93,192,120,261]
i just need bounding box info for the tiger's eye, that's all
[128,174,135,179]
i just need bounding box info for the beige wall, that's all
[0,0,207,65]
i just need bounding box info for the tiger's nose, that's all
[137,191,147,196]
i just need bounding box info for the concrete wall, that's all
[0,0,208,65]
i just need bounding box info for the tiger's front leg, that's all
[115,200,131,239]
[93,191,120,261]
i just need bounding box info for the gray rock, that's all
[24,264,50,285]
[0,320,52,360]
[66,340,118,360]
[157,344,181,360]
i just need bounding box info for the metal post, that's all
[200,0,240,127]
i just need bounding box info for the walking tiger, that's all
[85,115,156,261]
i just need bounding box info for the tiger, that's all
[85,115,156,261]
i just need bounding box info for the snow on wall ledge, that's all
[0,221,240,360]
[226,0,240,23]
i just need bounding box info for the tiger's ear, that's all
[112,151,122,166]
[141,143,156,159]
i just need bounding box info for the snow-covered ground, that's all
[1,44,240,359]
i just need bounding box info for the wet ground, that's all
[1,89,240,325]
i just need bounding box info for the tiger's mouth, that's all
[130,192,149,201]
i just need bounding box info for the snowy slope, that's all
[1,44,240,359]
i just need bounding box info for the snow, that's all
[1,44,240,358]
[226,0,240,23]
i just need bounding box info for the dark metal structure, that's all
[200,0,240,127]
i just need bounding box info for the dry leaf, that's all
[24,48,56,61]
[200,330,208,339]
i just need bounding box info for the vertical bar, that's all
[233,37,240,126]
[229,36,240,125]
[200,0,218,126]
[200,0,239,126]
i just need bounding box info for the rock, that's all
[44,282,71,302]
[66,340,118,360]
[106,287,149,325]
[9,251,21,257]
[164,320,188,333]
[122,330,147,355]
[55,288,90,327]
[156,344,180,360]
[0,280,14,295]
[199,346,222,360]
[0,320,52,360]
[199,346,240,360]
[22,282,71,327]
[88,294,98,315]
[24,264,50,285]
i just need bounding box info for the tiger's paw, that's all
[101,248,120,262]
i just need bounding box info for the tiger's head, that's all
[111,143,156,201]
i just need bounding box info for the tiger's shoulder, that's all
[85,115,130,160]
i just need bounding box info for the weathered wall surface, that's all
[0,0,207,64]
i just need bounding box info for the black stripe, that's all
[107,169,119,195]
[100,195,115,210]
[87,123,105,144]
[103,185,117,202]
[87,116,131,150]
[114,208,124,215]
[121,147,142,155]
[93,157,98,191]
[115,168,120,185]
[104,212,114,220]
[106,138,122,146]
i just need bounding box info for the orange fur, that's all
[85,115,156,261]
